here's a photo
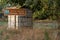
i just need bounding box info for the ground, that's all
[0,20,59,40]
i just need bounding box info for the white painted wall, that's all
[10,15,15,29]
[16,15,18,29]
[8,15,15,29]
[8,15,11,29]
[8,15,19,29]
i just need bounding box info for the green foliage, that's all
[44,31,50,40]
[4,35,9,40]
[9,0,26,6]
[8,0,60,20]
[33,10,49,20]
[33,0,60,20]
[0,0,8,12]
[0,0,7,5]
[0,30,3,35]
[9,0,42,12]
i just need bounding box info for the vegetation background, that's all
[0,0,60,40]
[0,0,60,20]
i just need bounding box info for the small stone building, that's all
[4,7,33,29]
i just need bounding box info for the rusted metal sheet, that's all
[5,8,26,16]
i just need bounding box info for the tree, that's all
[8,0,60,20]
[8,0,42,12]
[9,0,26,6]
[55,0,60,40]
[0,0,8,12]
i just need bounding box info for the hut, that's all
[4,7,33,29]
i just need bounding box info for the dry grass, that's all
[0,26,59,40]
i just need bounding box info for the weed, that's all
[37,37,41,40]
[44,31,50,40]
[0,30,3,36]
[4,35,9,40]
[0,30,3,40]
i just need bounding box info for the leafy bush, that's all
[33,10,50,20]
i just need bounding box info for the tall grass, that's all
[44,31,50,40]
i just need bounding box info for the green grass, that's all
[4,35,9,40]
[0,21,7,25]
[44,31,50,40]
[0,30,3,36]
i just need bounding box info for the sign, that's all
[6,9,26,16]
